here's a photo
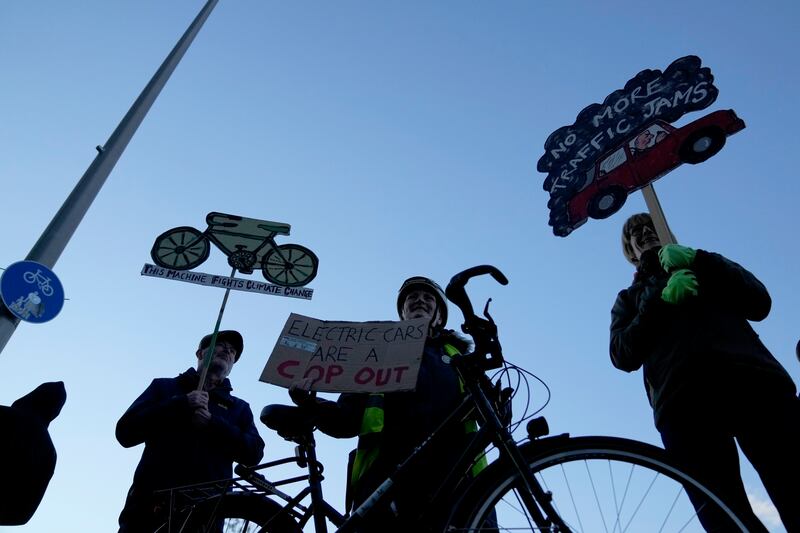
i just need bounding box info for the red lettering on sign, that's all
[326,365,344,383]
[355,367,375,385]
[394,366,409,383]
[277,360,300,379]
[353,366,413,388]
[375,368,391,386]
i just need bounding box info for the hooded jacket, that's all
[610,248,794,427]
[116,368,264,526]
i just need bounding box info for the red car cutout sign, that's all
[551,110,745,236]
[539,56,745,237]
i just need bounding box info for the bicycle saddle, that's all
[260,404,315,442]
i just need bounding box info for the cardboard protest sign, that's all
[538,56,744,237]
[260,314,429,393]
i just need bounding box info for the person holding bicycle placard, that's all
[610,213,800,532]
[290,276,499,533]
[115,330,265,533]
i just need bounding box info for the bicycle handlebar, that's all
[445,265,508,318]
[445,265,508,370]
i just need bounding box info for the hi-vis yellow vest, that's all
[350,343,489,493]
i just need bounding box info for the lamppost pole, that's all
[0,0,220,354]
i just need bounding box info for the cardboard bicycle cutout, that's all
[145,212,319,390]
[151,212,318,287]
[538,55,745,240]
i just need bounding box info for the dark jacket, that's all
[315,331,471,508]
[0,381,66,525]
[610,248,794,427]
[116,368,264,528]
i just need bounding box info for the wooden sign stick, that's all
[197,266,237,391]
[641,184,677,246]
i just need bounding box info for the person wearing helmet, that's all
[611,213,800,531]
[116,331,265,533]
[395,276,449,334]
[290,276,482,532]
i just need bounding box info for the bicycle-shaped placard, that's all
[150,212,319,287]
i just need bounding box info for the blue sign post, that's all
[0,261,64,323]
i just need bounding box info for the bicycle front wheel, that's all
[447,436,749,532]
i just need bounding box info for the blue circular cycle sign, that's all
[0,261,65,323]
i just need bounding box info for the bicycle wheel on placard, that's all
[151,226,210,270]
[446,436,750,533]
[196,492,302,533]
[261,244,319,287]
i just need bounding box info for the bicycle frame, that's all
[289,436,347,532]
[328,360,565,532]
[160,449,340,532]
[204,226,280,261]
[202,223,299,270]
[242,409,479,533]
[453,361,568,532]
[239,366,553,533]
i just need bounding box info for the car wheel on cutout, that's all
[588,187,627,219]
[679,127,726,164]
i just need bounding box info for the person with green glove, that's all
[610,213,800,532]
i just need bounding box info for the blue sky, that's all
[2,1,798,531]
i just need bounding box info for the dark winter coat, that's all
[116,368,264,528]
[610,248,794,427]
[314,331,472,511]
[0,381,66,525]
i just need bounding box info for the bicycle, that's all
[150,212,319,287]
[159,265,750,532]
[23,269,54,296]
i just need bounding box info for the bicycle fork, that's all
[463,376,572,533]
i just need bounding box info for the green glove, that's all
[661,269,699,304]
[659,244,696,272]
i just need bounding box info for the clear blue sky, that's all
[2,1,798,531]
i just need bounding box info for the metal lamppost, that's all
[0,0,220,354]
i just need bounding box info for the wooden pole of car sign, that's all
[143,212,320,391]
[538,55,745,242]
[641,185,676,245]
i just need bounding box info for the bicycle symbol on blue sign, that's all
[23,269,54,296]
[0,261,65,323]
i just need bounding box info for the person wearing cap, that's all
[290,276,486,532]
[610,213,800,531]
[115,330,265,533]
